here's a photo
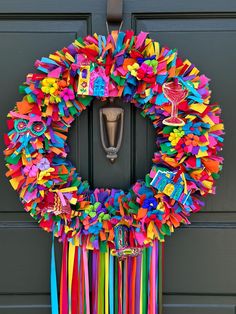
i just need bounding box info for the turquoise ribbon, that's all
[50,234,59,314]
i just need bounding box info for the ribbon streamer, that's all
[57,241,164,314]
[83,246,90,314]
[60,240,68,314]
[51,234,59,314]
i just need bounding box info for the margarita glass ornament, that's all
[162,79,188,126]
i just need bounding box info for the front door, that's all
[0,1,235,313]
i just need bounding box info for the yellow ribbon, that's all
[105,249,109,314]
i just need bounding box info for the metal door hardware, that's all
[99,107,124,163]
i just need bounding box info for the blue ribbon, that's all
[50,234,59,314]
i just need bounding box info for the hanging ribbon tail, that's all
[51,234,59,314]
[135,240,163,314]
[83,246,91,314]
[71,246,79,314]
[136,254,141,314]
[158,242,164,314]
[60,240,68,314]
[52,240,164,314]
[156,241,159,313]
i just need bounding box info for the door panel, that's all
[163,306,235,314]
[164,228,236,294]
[0,228,51,294]
[0,16,90,213]
[0,13,91,313]
[132,12,236,312]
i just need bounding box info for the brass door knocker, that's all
[99,106,124,163]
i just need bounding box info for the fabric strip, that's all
[50,234,59,314]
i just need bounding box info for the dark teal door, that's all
[0,1,236,313]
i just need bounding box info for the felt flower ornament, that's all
[182,121,205,136]
[23,164,38,178]
[58,80,67,89]
[94,204,111,222]
[168,128,185,146]
[84,205,97,218]
[175,138,188,154]
[145,198,164,224]
[41,78,61,103]
[184,134,200,147]
[37,157,50,171]
[60,87,75,102]
[142,197,158,210]
[127,63,140,77]
[144,59,158,73]
[98,211,111,222]
[137,62,156,82]
[41,78,59,94]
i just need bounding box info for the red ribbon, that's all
[60,240,68,314]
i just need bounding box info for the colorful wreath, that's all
[4,30,224,256]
